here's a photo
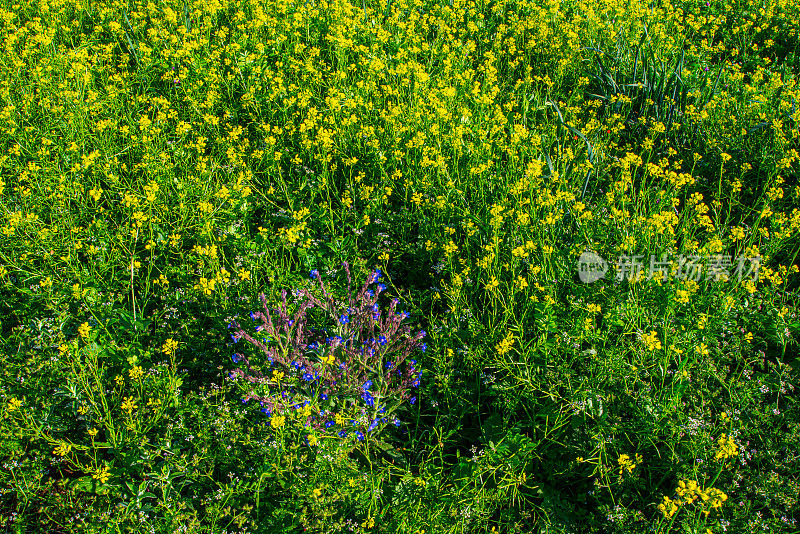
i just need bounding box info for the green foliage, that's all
[1,0,800,532]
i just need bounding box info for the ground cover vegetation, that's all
[1,0,800,531]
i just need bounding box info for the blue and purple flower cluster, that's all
[225,262,425,443]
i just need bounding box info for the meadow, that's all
[1,0,799,532]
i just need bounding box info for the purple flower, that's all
[362,391,375,407]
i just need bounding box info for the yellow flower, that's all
[321,354,335,365]
[307,434,318,446]
[88,428,98,438]
[642,330,662,351]
[271,414,286,429]
[7,397,23,411]
[78,322,91,339]
[714,434,738,460]
[92,466,111,484]
[162,338,179,355]
[617,453,642,474]
[53,442,72,456]
[129,365,144,381]
[121,396,138,414]
[495,332,515,356]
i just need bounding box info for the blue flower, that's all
[385,361,394,370]
[261,408,271,416]
[409,396,417,405]
[249,312,256,321]
[362,380,373,391]
[377,283,386,292]
[372,269,382,282]
[325,420,335,428]
[338,430,347,438]
[231,353,240,363]
[339,314,349,324]
[227,322,236,329]
[378,335,387,346]
[302,373,313,381]
[230,333,240,343]
[310,269,319,279]
[420,343,427,353]
[320,393,328,401]
[368,418,380,432]
[393,418,402,427]
[356,431,365,441]
[362,391,375,407]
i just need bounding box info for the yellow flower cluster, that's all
[617,453,642,475]
[714,434,739,461]
[658,480,728,518]
[495,332,515,356]
[642,331,662,351]
[162,339,179,355]
[271,414,286,429]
